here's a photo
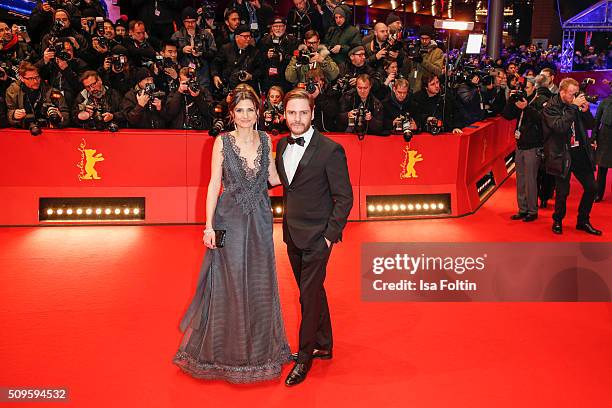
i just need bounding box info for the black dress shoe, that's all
[290,349,333,361]
[510,212,527,220]
[576,223,602,236]
[539,201,548,209]
[523,214,538,222]
[594,196,603,203]
[552,221,563,234]
[285,361,312,387]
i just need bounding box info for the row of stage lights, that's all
[368,202,445,213]
[45,207,141,217]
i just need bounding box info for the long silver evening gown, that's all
[173,131,291,383]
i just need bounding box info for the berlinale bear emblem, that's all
[400,146,423,179]
[77,139,105,180]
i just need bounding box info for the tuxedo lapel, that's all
[276,137,289,186]
[291,129,320,185]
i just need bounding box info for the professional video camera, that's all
[50,42,71,61]
[348,103,368,139]
[208,104,227,136]
[578,78,598,103]
[425,117,443,135]
[450,64,489,87]
[394,113,416,142]
[406,39,429,59]
[142,83,166,110]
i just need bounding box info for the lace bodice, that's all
[220,131,270,214]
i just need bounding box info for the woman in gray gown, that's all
[173,85,291,383]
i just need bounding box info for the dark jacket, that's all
[275,129,353,247]
[211,42,261,89]
[72,86,126,129]
[258,32,299,92]
[5,81,70,128]
[164,88,213,130]
[286,3,323,42]
[120,86,166,129]
[35,56,89,107]
[593,95,612,168]
[337,90,384,135]
[542,94,595,177]
[502,90,547,150]
[325,21,362,66]
[411,89,462,132]
[312,88,339,132]
[456,82,485,126]
[382,92,416,134]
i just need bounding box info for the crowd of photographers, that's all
[0,0,608,141]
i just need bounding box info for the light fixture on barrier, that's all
[433,19,475,31]
[39,198,146,222]
[366,194,452,218]
[270,196,284,219]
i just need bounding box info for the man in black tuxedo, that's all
[276,88,353,386]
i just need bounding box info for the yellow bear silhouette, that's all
[82,149,104,179]
[401,149,423,179]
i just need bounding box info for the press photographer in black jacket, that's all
[412,74,463,134]
[542,77,600,235]
[73,70,125,131]
[502,76,546,222]
[164,67,213,130]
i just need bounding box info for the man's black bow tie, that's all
[287,136,305,146]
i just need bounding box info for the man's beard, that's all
[289,122,308,135]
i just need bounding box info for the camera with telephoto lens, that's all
[88,102,119,132]
[425,116,443,135]
[43,90,63,127]
[184,67,200,93]
[577,78,598,103]
[237,70,248,82]
[110,54,127,71]
[394,113,416,142]
[269,40,282,66]
[156,55,176,70]
[348,103,368,139]
[331,74,354,93]
[263,102,284,136]
[406,40,428,59]
[452,64,489,86]
[0,61,18,79]
[294,48,311,67]
[383,34,403,53]
[51,42,71,61]
[143,83,166,110]
[23,114,46,136]
[209,104,227,136]
[509,88,528,103]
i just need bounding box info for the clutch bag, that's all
[214,229,226,248]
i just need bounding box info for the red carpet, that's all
[1,174,611,407]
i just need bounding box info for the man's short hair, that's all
[283,88,314,111]
[161,40,178,50]
[356,73,371,86]
[304,30,319,42]
[559,77,579,92]
[18,61,38,77]
[540,67,555,77]
[129,20,145,31]
[79,70,99,83]
[534,74,549,88]
[420,73,438,90]
[393,78,409,90]
[224,8,240,20]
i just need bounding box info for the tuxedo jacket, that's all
[276,129,353,249]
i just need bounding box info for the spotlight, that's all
[392,204,399,211]
[275,206,282,214]
[95,208,102,215]
[47,209,54,215]
[57,209,63,215]
[104,208,111,215]
[384,204,391,211]
[415,204,422,210]
[86,208,93,215]
[400,204,406,211]
[66,209,73,215]
[76,208,83,215]
[114,208,121,215]
[133,208,140,215]
[124,209,130,215]
[368,204,375,212]
[408,204,414,211]
[423,203,430,210]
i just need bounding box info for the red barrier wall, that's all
[0,116,516,225]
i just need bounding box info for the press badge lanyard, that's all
[514,95,535,139]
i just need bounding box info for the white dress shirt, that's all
[283,126,314,184]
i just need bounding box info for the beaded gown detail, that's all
[173,131,291,383]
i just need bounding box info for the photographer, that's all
[172,7,217,90]
[41,9,87,52]
[98,47,134,95]
[455,70,485,127]
[334,45,379,95]
[80,18,119,68]
[533,73,555,208]
[258,16,298,93]
[304,67,338,132]
[364,22,402,73]
[73,70,124,131]
[412,74,463,134]
[164,67,213,130]
[592,92,612,202]
[120,67,166,129]
[480,74,506,117]
[152,40,180,95]
[502,76,546,222]
[285,30,338,86]
[125,20,160,68]
[0,22,36,65]
[338,73,383,135]
[543,78,600,235]
[226,0,274,42]
[324,5,361,66]
[374,58,402,100]
[286,0,323,43]
[5,62,69,131]
[214,9,241,49]
[260,86,287,134]
[404,25,443,94]
[36,37,88,108]
[211,25,261,92]
[382,78,417,136]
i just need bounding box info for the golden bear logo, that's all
[400,146,423,179]
[77,139,105,180]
